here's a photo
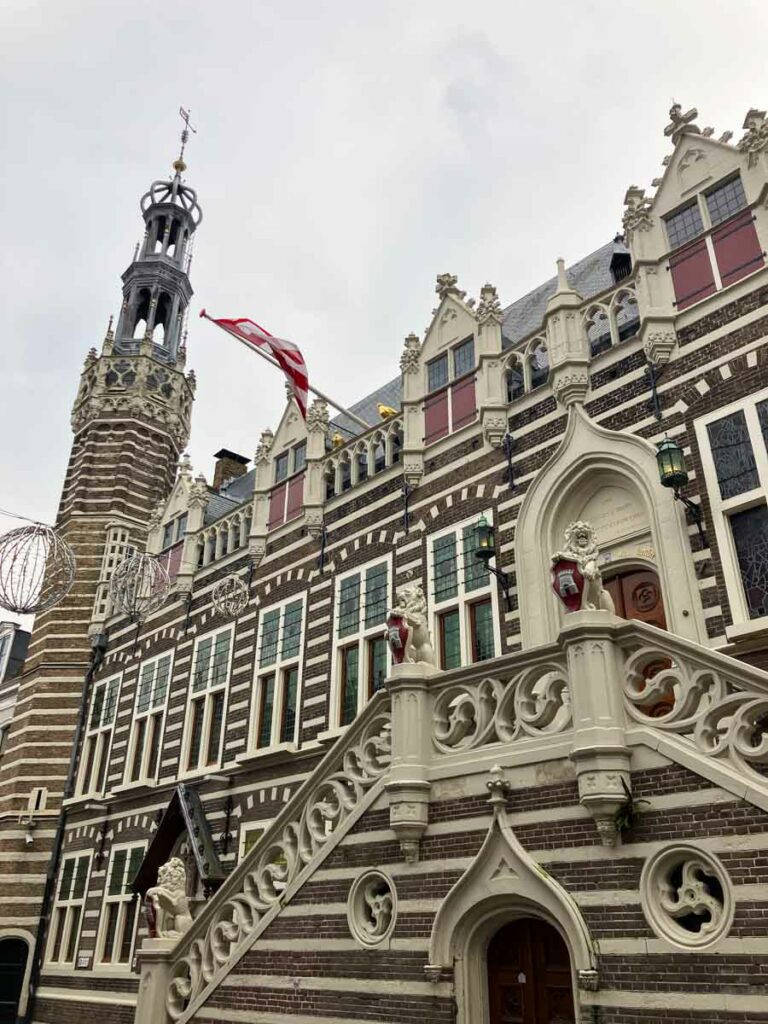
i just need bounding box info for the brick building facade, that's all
[3,102,768,1024]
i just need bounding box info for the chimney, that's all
[213,449,249,491]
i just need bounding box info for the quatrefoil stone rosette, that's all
[640,844,734,949]
[347,870,397,948]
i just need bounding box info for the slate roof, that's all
[329,375,403,440]
[203,489,242,525]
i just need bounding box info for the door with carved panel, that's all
[604,568,667,630]
[487,918,575,1024]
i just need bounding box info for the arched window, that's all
[166,218,181,258]
[154,292,172,346]
[372,436,386,474]
[153,216,167,253]
[529,342,549,389]
[505,355,525,403]
[132,288,151,338]
[611,287,640,344]
[584,304,612,357]
[325,463,336,501]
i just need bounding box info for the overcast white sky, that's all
[0,0,765,625]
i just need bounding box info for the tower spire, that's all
[175,105,197,174]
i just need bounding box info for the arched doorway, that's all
[0,937,28,1023]
[487,918,575,1024]
[604,566,666,630]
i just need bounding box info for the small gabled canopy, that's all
[131,783,225,897]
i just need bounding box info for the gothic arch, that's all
[0,928,34,1020]
[426,804,595,1024]
[515,404,706,647]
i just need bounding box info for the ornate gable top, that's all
[664,102,701,145]
[435,272,466,302]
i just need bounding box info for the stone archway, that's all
[488,917,575,1024]
[0,934,31,1023]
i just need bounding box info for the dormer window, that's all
[705,175,747,226]
[453,338,475,377]
[424,336,478,445]
[427,353,449,392]
[664,201,704,249]
[293,441,306,473]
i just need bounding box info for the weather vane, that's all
[175,106,197,170]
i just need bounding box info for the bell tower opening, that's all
[487,918,575,1024]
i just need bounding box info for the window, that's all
[47,854,90,964]
[427,353,449,392]
[98,845,144,966]
[664,201,704,249]
[78,676,120,796]
[696,391,768,626]
[239,824,265,861]
[184,627,233,772]
[453,337,475,378]
[529,343,549,389]
[506,360,525,403]
[332,558,391,727]
[125,653,172,785]
[705,176,747,227]
[274,452,289,483]
[93,525,134,619]
[429,517,499,670]
[252,597,305,749]
[293,441,307,473]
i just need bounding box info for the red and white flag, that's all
[201,312,310,419]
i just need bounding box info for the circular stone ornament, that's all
[109,553,171,621]
[0,523,76,615]
[640,844,733,949]
[347,870,396,947]
[212,574,249,618]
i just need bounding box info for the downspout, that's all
[23,630,108,1024]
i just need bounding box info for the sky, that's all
[0,0,766,627]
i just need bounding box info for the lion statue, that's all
[386,584,436,666]
[145,857,193,940]
[551,521,615,613]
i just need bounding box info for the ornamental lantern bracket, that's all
[656,438,706,546]
[473,515,512,611]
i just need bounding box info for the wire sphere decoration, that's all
[109,553,171,621]
[0,523,77,615]
[212,574,249,618]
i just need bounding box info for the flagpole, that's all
[200,311,372,431]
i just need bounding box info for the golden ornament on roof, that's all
[377,404,398,419]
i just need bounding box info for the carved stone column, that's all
[248,429,274,565]
[385,661,438,863]
[559,610,632,846]
[176,473,208,592]
[134,938,175,1024]
[475,283,508,448]
[400,333,425,487]
[544,260,589,408]
[303,398,329,539]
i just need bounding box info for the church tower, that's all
[0,130,201,974]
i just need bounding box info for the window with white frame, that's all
[78,675,120,796]
[239,822,266,861]
[97,844,145,966]
[696,391,768,625]
[331,557,391,727]
[93,525,134,619]
[428,516,499,670]
[47,853,90,965]
[125,653,172,785]
[183,626,233,772]
[252,597,305,749]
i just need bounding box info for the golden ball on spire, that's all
[173,158,187,173]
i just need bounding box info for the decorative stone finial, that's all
[551,522,615,614]
[284,378,295,401]
[148,500,165,530]
[178,452,193,481]
[555,259,569,292]
[188,473,208,508]
[435,272,466,302]
[85,348,98,366]
[718,130,733,144]
[306,398,329,434]
[254,429,274,464]
[385,584,436,666]
[400,333,421,375]
[476,283,503,326]
[486,765,512,806]
[622,186,653,239]
[738,108,768,167]
[664,102,701,144]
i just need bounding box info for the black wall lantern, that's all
[473,515,512,610]
[656,438,706,545]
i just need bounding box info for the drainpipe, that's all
[23,631,108,1024]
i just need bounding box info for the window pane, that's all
[471,600,495,662]
[187,699,205,769]
[65,906,82,962]
[453,338,475,378]
[176,513,188,540]
[427,354,449,392]
[81,738,97,795]
[119,898,139,963]
[206,691,225,765]
[758,399,768,454]
[162,522,174,549]
[130,718,146,782]
[90,686,105,728]
[369,637,388,696]
[101,903,119,963]
[706,176,747,226]
[433,535,458,602]
[103,679,119,724]
[146,713,162,780]
[293,442,307,473]
[260,610,280,667]
[193,638,212,692]
[59,858,75,902]
[707,410,759,499]
[665,202,704,248]
[211,632,231,687]
[506,363,524,403]
[73,856,89,899]
[463,524,490,593]
[365,564,388,628]
[274,452,289,483]
[731,504,768,620]
[341,646,359,725]
[109,850,127,896]
[153,656,171,705]
[530,345,549,389]
[127,847,144,892]
[242,828,263,858]
[257,677,275,748]
[440,610,461,670]
[50,910,66,962]
[338,575,361,637]
[94,737,109,794]
[137,663,154,712]
[280,667,298,742]
[282,601,303,660]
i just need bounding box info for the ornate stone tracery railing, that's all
[431,652,572,754]
[165,696,392,1022]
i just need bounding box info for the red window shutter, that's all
[285,473,305,522]
[268,483,286,530]
[669,238,716,310]
[158,542,183,581]
[451,375,477,430]
[424,390,450,445]
[712,210,764,288]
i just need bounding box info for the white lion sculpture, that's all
[145,857,193,940]
[552,521,615,613]
[386,584,436,666]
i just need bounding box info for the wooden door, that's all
[488,918,575,1024]
[604,568,666,630]
[0,938,27,1024]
